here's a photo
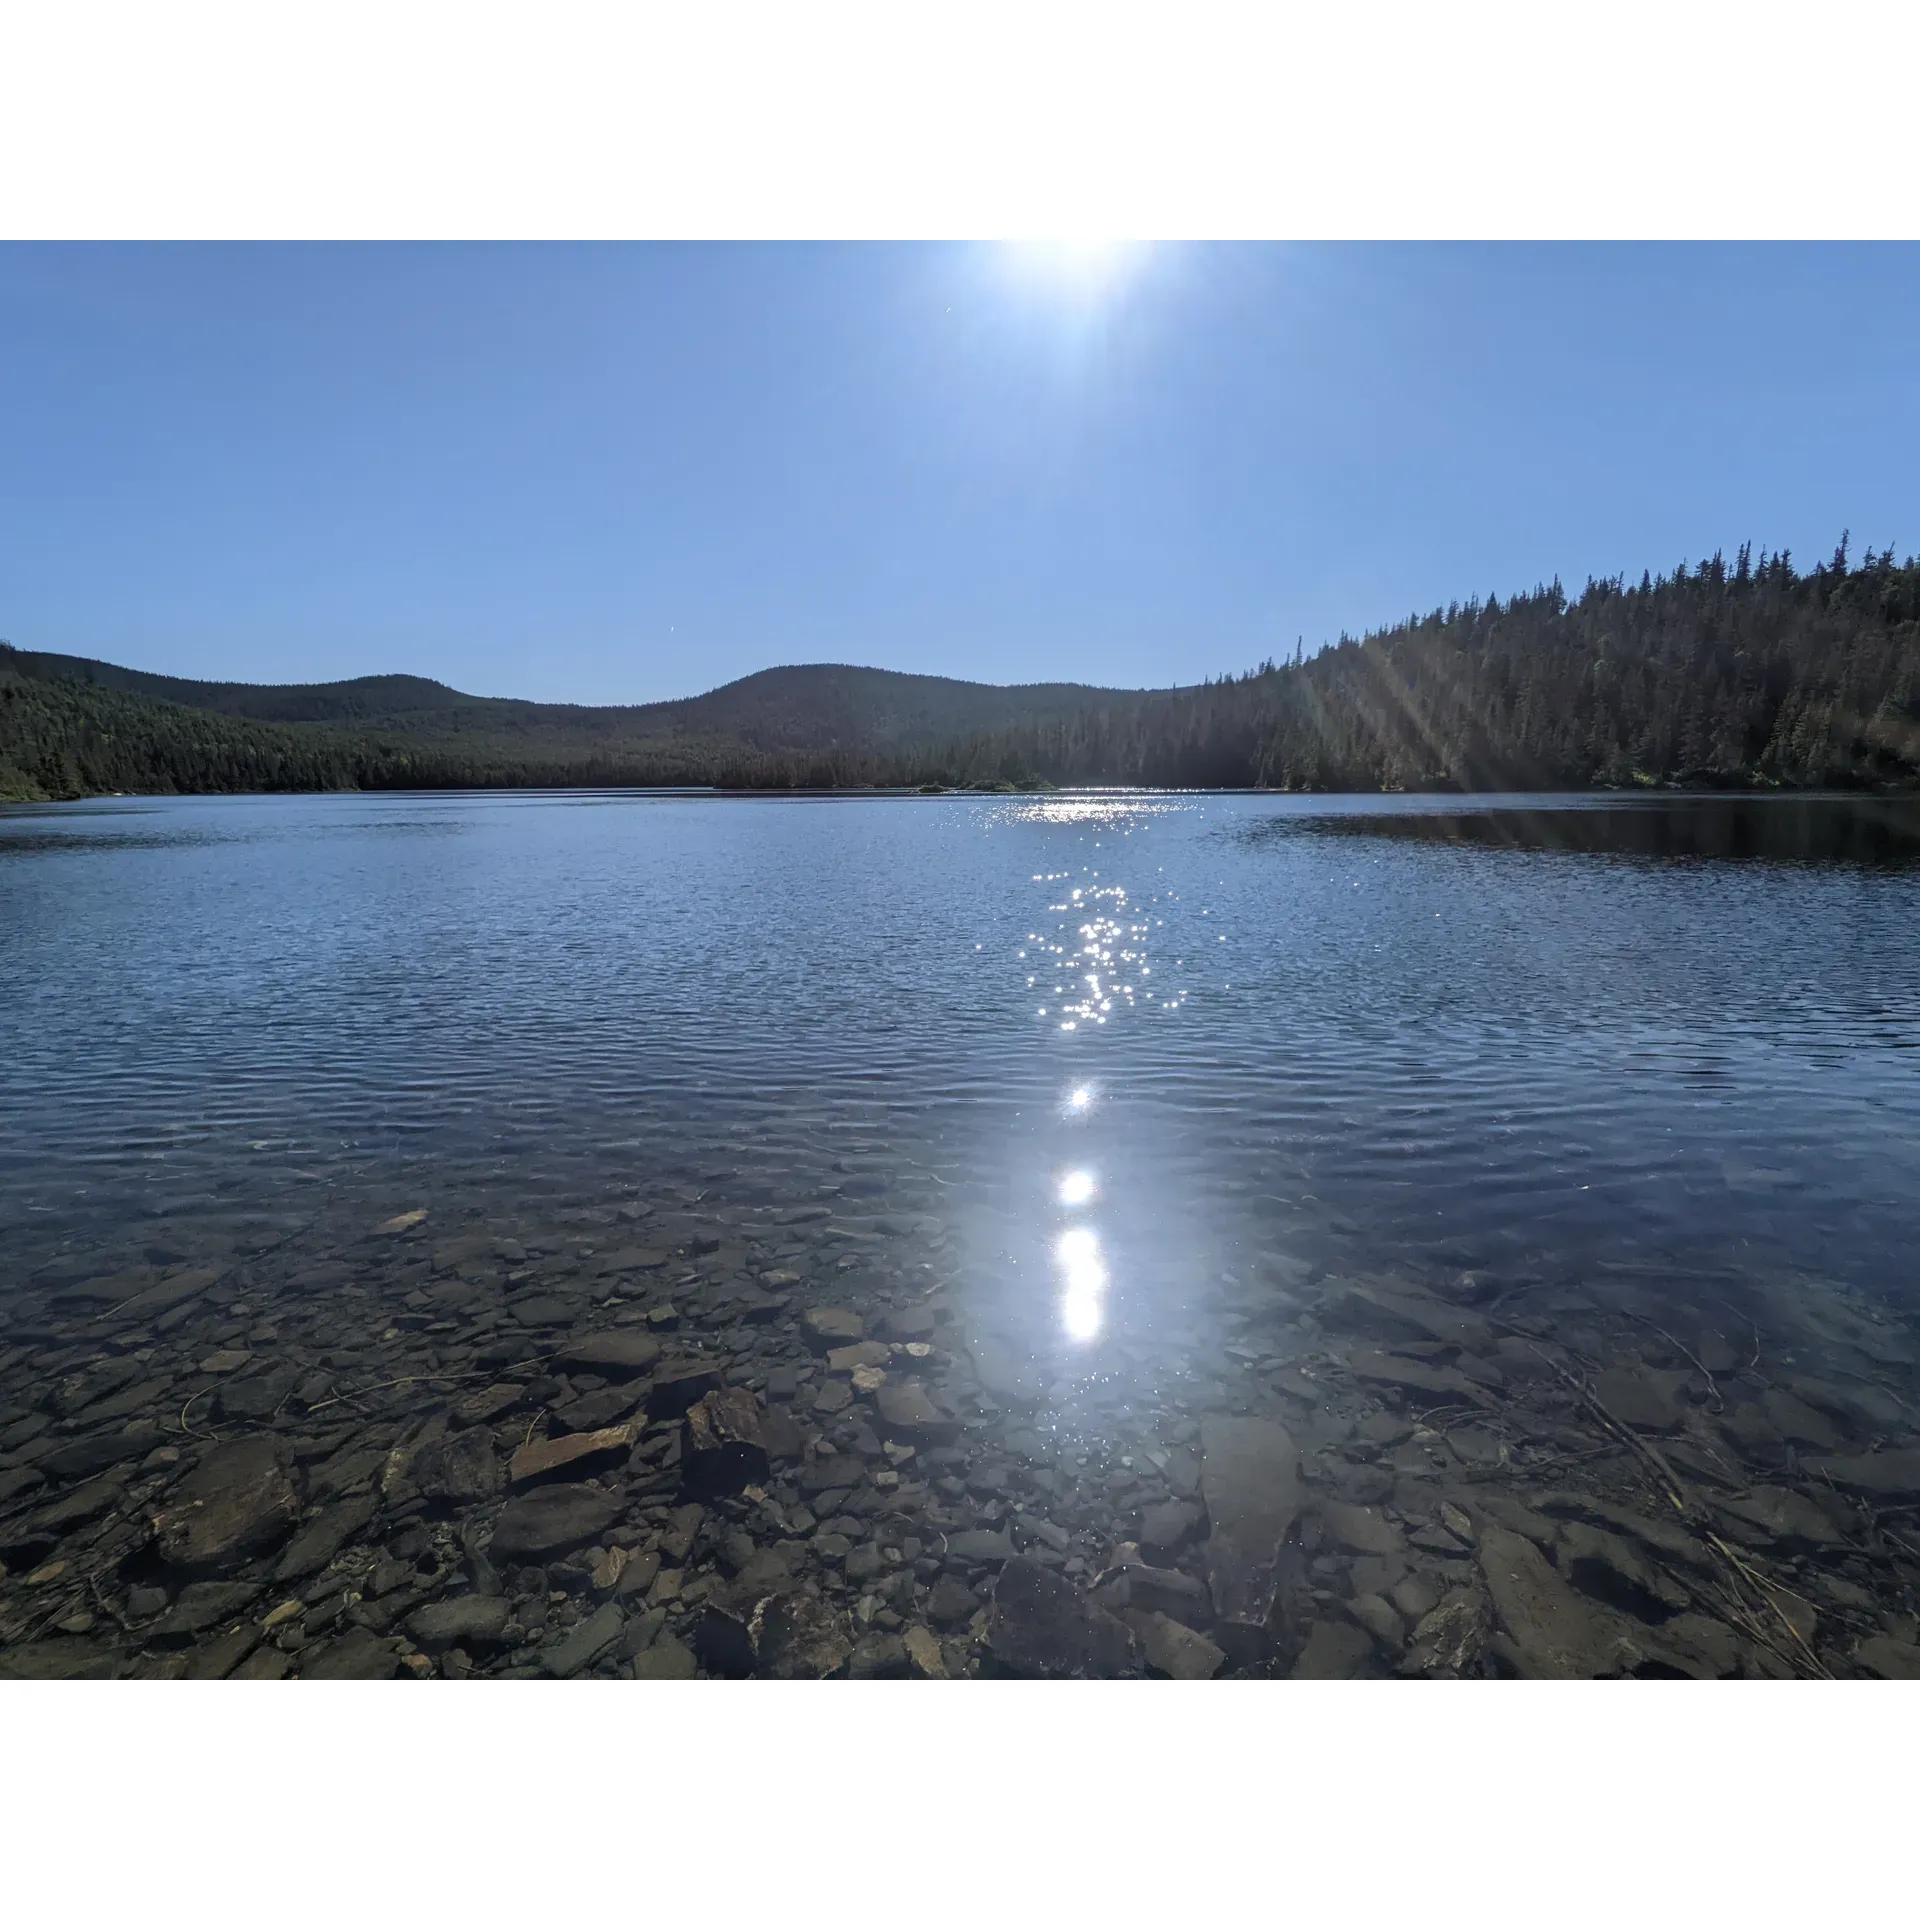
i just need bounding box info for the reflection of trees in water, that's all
[1292,797,1920,865]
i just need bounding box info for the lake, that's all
[3,788,1919,1678]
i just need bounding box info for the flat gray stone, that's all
[927,1575,978,1627]
[632,1637,697,1679]
[757,1591,855,1678]
[0,1640,119,1679]
[987,1556,1136,1677]
[510,1294,582,1329]
[1337,1283,1496,1356]
[1116,1563,1215,1631]
[1138,1501,1203,1555]
[542,1601,627,1677]
[1720,1485,1847,1549]
[156,1437,303,1575]
[274,1494,378,1582]
[1804,1451,1920,1497]
[38,1478,122,1532]
[405,1594,516,1651]
[489,1483,624,1559]
[945,1528,1012,1568]
[1853,1635,1920,1680]
[1400,1586,1491,1678]
[409,1429,506,1506]
[301,1630,400,1680]
[1759,1389,1843,1451]
[1138,1611,1225,1679]
[1289,1619,1373,1679]
[152,1580,264,1643]
[964,1332,1043,1405]
[874,1381,960,1447]
[1200,1416,1300,1626]
[1321,1502,1405,1556]
[1591,1369,1688,1433]
[1480,1525,1637,1678]
[558,1331,663,1376]
[802,1307,865,1352]
[1347,1351,1491,1407]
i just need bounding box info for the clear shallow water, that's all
[5,788,1920,1679]
[6,789,1919,1315]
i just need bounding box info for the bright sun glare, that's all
[999,240,1149,306]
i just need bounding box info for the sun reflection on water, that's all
[1009,801,1194,1032]
[1055,1223,1108,1343]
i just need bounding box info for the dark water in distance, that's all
[5,788,1920,1314]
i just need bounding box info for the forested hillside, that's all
[5,541,1918,799]
[2,650,1137,758]
[0,660,910,800]
[908,542,1920,791]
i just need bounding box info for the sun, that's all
[997,239,1149,306]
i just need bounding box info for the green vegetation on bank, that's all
[5,540,1918,800]
[925,541,1920,792]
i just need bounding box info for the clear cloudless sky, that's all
[3,242,1918,704]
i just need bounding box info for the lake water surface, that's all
[4,790,1919,1679]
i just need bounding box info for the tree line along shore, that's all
[4,541,1917,802]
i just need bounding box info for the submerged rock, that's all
[557,1332,662,1377]
[489,1484,624,1560]
[1479,1526,1638,1678]
[683,1388,769,1496]
[758,1591,856,1678]
[1199,1416,1300,1627]
[155,1438,303,1576]
[1852,1636,1920,1680]
[1720,1485,1847,1549]
[509,1423,637,1486]
[874,1380,960,1447]
[1136,1612,1226,1680]
[302,1630,400,1679]
[1320,1502,1405,1557]
[1400,1585,1491,1678]
[1347,1352,1491,1407]
[1804,1450,1920,1498]
[1590,1369,1689,1433]
[405,1594,516,1650]
[274,1493,378,1582]
[632,1638,697,1679]
[987,1556,1136,1677]
[541,1601,627,1678]
[1289,1620,1374,1679]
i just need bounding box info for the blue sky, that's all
[2,242,1916,704]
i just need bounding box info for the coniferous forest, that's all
[4,541,1917,800]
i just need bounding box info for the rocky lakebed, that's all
[3,1162,1919,1682]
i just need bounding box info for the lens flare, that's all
[1058,1169,1096,1207]
[1065,1084,1094,1114]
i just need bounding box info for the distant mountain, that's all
[0,649,1151,800]
[2,650,1147,754]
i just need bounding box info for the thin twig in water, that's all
[1541,1441,1627,1470]
[1514,1328,1834,1678]
[1524,1341,1691,1514]
[307,1370,489,1412]
[179,1385,215,1437]
[1621,1310,1723,1410]
[89,1571,133,1633]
